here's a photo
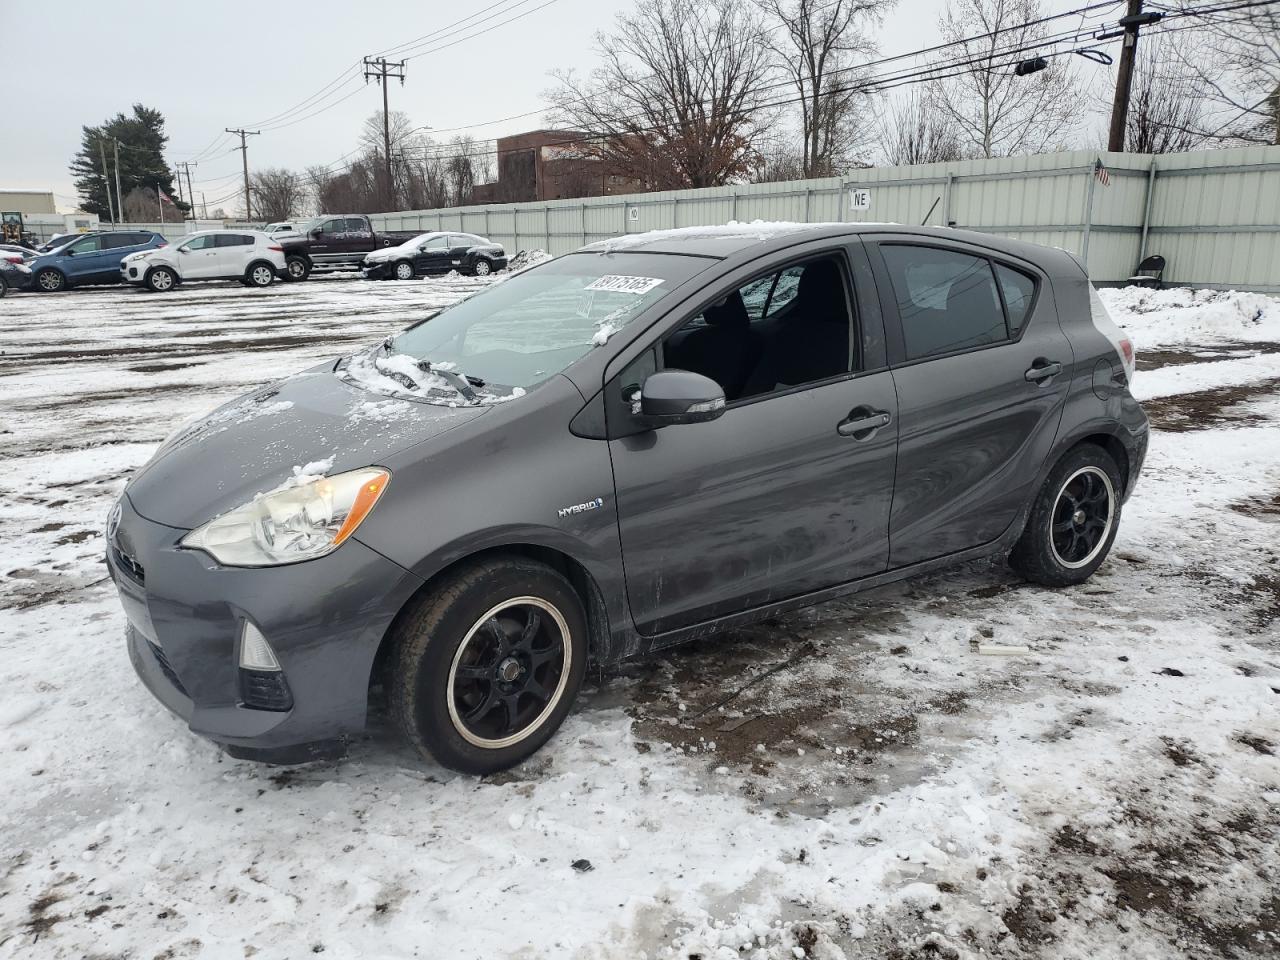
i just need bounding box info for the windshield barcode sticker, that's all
[584,275,664,295]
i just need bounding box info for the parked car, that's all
[362,232,508,280]
[108,223,1147,774]
[0,248,32,296]
[29,231,167,292]
[274,214,420,279]
[263,222,301,236]
[36,233,84,253]
[120,230,286,292]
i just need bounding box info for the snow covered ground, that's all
[0,277,1277,959]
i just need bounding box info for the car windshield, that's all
[341,252,710,402]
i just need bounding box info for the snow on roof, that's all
[588,219,900,253]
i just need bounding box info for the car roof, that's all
[578,221,1063,268]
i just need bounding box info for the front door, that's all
[867,238,1072,567]
[308,217,346,257]
[61,234,115,282]
[414,235,450,273]
[176,234,219,278]
[607,248,898,636]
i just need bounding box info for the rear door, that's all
[212,233,255,277]
[100,233,151,279]
[607,242,898,636]
[343,217,376,254]
[866,237,1071,567]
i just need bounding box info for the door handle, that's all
[837,408,891,439]
[1024,359,1063,382]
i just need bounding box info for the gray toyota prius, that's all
[107,223,1148,774]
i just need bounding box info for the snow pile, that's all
[504,248,553,274]
[341,349,462,401]
[1100,287,1280,349]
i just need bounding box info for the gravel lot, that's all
[0,276,1277,960]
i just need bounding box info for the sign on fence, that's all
[849,188,871,211]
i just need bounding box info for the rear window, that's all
[880,244,1009,361]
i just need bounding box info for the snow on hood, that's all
[364,240,422,264]
[126,362,488,528]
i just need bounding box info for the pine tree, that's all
[69,104,187,218]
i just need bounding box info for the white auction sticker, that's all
[584,275,664,295]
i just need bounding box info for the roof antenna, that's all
[921,196,941,226]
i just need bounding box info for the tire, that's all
[284,256,311,282]
[389,557,588,775]
[35,268,66,292]
[0,274,7,298]
[146,266,177,292]
[1009,443,1123,587]
[246,262,276,288]
[393,260,415,281]
[473,258,493,277]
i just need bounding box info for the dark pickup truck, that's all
[277,215,421,281]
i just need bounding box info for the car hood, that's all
[126,361,489,529]
[363,244,414,264]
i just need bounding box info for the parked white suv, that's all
[121,230,286,292]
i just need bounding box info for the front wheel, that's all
[1009,443,1123,587]
[389,557,588,775]
[284,256,310,281]
[0,274,7,298]
[146,266,177,292]
[35,268,65,292]
[393,260,415,281]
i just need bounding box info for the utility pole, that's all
[225,128,261,220]
[98,139,115,226]
[175,161,198,220]
[363,56,407,209]
[113,140,125,225]
[172,158,185,210]
[1106,1,1164,152]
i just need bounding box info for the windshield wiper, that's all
[419,361,478,403]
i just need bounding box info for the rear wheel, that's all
[393,260,415,281]
[389,557,588,775]
[246,262,275,287]
[35,268,65,292]
[1010,443,1122,587]
[146,266,177,292]
[473,258,493,277]
[284,256,310,281]
[0,273,7,298]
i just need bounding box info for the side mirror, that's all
[62,248,74,256]
[636,370,726,427]
[310,228,322,238]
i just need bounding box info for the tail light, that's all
[157,242,168,248]
[3,254,22,264]
[267,245,283,252]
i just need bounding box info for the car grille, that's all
[112,545,145,584]
[148,640,188,696]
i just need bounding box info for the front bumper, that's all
[108,493,424,762]
[361,261,396,280]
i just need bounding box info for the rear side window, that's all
[345,218,370,233]
[102,233,136,249]
[880,245,1008,360]
[995,263,1036,335]
[214,234,253,247]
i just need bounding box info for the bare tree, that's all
[1124,37,1211,154]
[758,0,894,176]
[751,142,809,182]
[250,168,306,221]
[547,0,776,189]
[878,88,965,164]
[121,186,173,222]
[930,0,1080,158]
[1177,7,1279,144]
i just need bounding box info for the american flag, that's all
[158,189,175,205]
[1093,158,1111,187]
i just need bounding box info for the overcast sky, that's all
[4,0,1107,213]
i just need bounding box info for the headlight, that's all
[180,467,390,567]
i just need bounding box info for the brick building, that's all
[472,130,640,204]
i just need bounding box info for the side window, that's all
[214,234,254,247]
[995,263,1036,336]
[101,234,129,249]
[321,218,345,234]
[880,245,1007,361]
[662,255,855,403]
[181,235,214,251]
[345,218,370,233]
[69,235,103,253]
[424,235,448,250]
